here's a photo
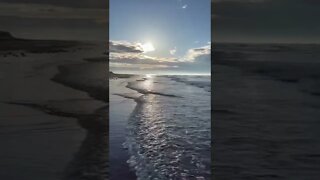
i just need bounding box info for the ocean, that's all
[110,75,211,180]
[213,43,320,179]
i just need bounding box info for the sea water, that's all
[117,75,211,180]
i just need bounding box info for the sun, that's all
[141,42,155,53]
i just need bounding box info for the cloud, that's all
[110,40,211,73]
[170,47,177,55]
[181,44,211,62]
[173,45,211,73]
[110,52,179,71]
[110,53,177,65]
[182,4,188,9]
[109,40,178,70]
[0,2,107,23]
[109,41,144,53]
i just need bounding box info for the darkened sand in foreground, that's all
[0,32,108,179]
[213,43,320,180]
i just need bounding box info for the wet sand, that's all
[109,77,139,180]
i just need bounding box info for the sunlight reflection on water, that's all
[124,76,211,180]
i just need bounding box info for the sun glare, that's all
[141,42,155,53]
[146,74,153,78]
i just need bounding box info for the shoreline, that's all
[109,77,140,180]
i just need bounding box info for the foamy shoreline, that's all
[109,77,139,180]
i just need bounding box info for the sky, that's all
[214,0,320,43]
[110,0,211,75]
[0,0,107,41]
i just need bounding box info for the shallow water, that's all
[109,78,139,179]
[110,75,211,180]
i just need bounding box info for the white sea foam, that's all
[121,76,211,180]
[168,76,211,92]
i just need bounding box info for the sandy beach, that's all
[0,32,108,179]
